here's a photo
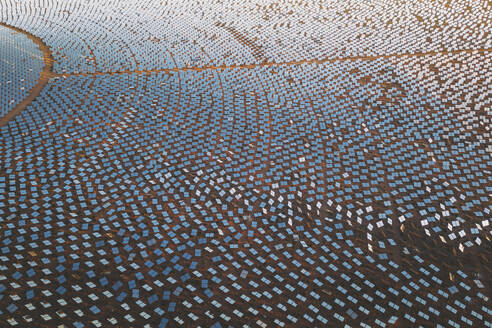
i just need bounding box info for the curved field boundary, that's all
[0,22,54,128]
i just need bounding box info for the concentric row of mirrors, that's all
[0,0,491,327]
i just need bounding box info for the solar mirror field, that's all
[0,0,491,327]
